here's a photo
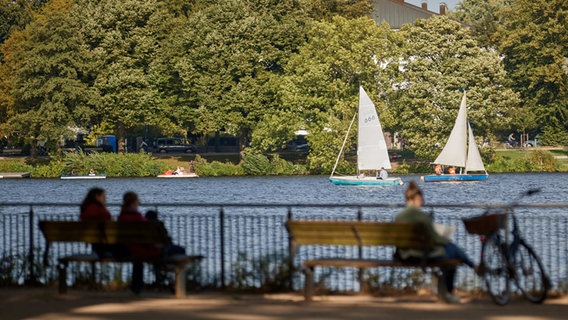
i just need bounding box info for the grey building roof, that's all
[371,0,441,29]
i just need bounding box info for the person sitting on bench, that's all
[118,192,185,294]
[394,181,482,303]
[80,188,127,258]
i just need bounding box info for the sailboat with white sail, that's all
[329,86,403,186]
[421,91,488,182]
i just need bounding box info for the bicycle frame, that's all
[468,188,548,305]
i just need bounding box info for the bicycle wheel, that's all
[481,234,510,305]
[511,241,549,304]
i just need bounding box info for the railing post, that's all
[287,207,293,291]
[219,206,225,288]
[27,205,36,284]
[357,207,363,291]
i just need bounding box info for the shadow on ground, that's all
[2,288,567,320]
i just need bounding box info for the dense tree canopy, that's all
[0,0,91,155]
[170,0,310,150]
[497,0,568,145]
[450,0,512,48]
[453,0,568,145]
[274,16,396,172]
[389,16,518,159]
[0,0,565,165]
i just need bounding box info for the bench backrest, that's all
[285,220,436,250]
[39,221,172,245]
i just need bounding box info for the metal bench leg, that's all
[58,262,68,294]
[174,264,186,298]
[304,267,314,302]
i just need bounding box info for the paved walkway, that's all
[4,288,568,320]
[2,288,567,320]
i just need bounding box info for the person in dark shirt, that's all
[118,192,185,294]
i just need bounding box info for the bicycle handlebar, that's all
[525,188,542,197]
[508,188,542,208]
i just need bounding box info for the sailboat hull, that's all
[329,176,404,186]
[420,174,488,182]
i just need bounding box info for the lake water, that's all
[2,173,567,208]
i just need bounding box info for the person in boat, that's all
[448,167,456,175]
[434,164,443,175]
[71,168,77,176]
[173,166,184,175]
[118,192,185,294]
[164,169,173,175]
[377,167,388,180]
[394,181,482,303]
[188,161,195,174]
[88,168,95,176]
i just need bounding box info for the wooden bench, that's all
[1,148,22,155]
[285,220,461,301]
[39,220,204,298]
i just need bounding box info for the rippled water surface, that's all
[2,173,566,207]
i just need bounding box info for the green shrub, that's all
[393,160,431,174]
[0,160,33,173]
[487,150,559,172]
[31,151,165,177]
[193,155,244,176]
[241,153,273,175]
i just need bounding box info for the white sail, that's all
[433,92,468,167]
[465,123,486,172]
[357,86,391,170]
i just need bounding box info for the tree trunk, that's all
[30,138,37,158]
[117,121,126,154]
[239,129,249,160]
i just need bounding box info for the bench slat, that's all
[286,220,435,249]
[39,221,171,245]
[303,258,461,269]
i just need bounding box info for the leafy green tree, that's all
[390,15,519,159]
[451,0,513,48]
[72,0,175,152]
[304,0,374,20]
[278,16,397,173]
[498,0,568,145]
[170,0,309,152]
[0,0,45,48]
[0,0,93,156]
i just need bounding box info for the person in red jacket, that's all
[118,192,161,294]
[80,188,111,222]
[80,188,116,258]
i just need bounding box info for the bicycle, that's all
[462,189,551,305]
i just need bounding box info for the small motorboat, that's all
[157,172,198,178]
[61,174,107,180]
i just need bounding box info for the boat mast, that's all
[330,113,357,178]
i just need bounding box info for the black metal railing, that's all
[0,202,567,293]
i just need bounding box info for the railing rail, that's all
[1,202,567,294]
